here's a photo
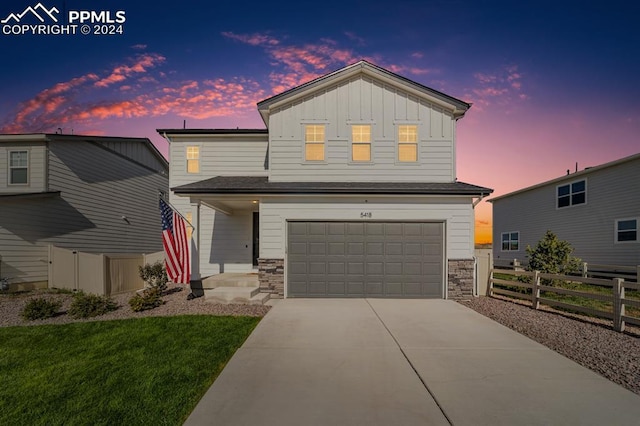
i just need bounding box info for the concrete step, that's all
[204,286,261,304]
[201,273,259,289]
[248,292,270,305]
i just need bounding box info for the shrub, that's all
[139,262,168,292]
[21,297,62,320]
[526,230,582,275]
[68,292,118,319]
[129,287,163,312]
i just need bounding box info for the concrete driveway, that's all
[185,299,640,426]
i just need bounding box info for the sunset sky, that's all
[1,0,638,244]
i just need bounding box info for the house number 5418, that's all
[360,212,372,218]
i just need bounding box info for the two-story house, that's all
[491,152,640,268]
[0,133,169,290]
[159,60,492,299]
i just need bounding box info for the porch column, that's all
[190,201,201,280]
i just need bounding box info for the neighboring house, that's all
[490,152,640,267]
[0,133,169,289]
[159,60,493,299]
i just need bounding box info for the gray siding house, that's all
[0,134,169,289]
[160,60,492,299]
[490,152,640,267]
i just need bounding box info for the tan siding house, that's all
[160,60,492,299]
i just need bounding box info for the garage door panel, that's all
[288,221,444,298]
[327,281,346,295]
[385,243,403,255]
[366,242,384,255]
[405,243,423,256]
[328,242,345,255]
[347,242,364,255]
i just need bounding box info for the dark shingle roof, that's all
[172,176,492,196]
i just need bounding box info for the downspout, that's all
[471,192,487,296]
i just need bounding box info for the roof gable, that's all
[257,60,470,125]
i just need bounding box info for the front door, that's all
[252,212,259,267]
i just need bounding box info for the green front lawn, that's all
[0,315,261,425]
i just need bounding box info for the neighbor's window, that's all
[501,231,519,251]
[186,146,199,173]
[305,125,325,161]
[352,125,371,162]
[9,150,28,184]
[398,125,417,162]
[616,218,637,243]
[557,180,585,208]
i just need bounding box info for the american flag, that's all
[159,198,191,284]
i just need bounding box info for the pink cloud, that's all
[465,65,527,112]
[94,53,165,88]
[411,52,424,59]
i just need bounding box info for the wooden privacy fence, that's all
[48,245,164,296]
[489,268,640,332]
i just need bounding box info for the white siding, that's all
[493,157,640,266]
[169,136,268,190]
[168,136,268,277]
[268,76,455,182]
[0,142,47,193]
[260,196,475,260]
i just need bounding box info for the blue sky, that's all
[1,0,639,242]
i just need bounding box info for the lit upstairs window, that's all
[305,125,325,161]
[398,125,417,162]
[186,146,199,173]
[352,125,371,162]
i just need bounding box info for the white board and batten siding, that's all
[167,134,269,276]
[493,156,640,266]
[260,196,475,261]
[268,76,456,183]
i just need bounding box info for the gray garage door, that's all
[287,222,444,298]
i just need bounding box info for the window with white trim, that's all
[398,125,418,162]
[9,150,28,184]
[501,231,519,251]
[305,125,325,161]
[616,218,637,243]
[351,125,371,162]
[186,146,199,173]
[557,180,586,208]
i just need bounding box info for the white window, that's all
[615,218,637,243]
[9,150,28,184]
[501,231,519,251]
[305,125,325,161]
[186,146,199,173]
[398,125,418,162]
[557,180,586,208]
[351,125,371,162]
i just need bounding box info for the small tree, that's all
[526,230,581,275]
[139,261,168,292]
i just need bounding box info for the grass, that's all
[0,315,261,425]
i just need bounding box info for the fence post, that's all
[489,268,494,297]
[613,278,625,333]
[582,262,588,278]
[532,271,540,310]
